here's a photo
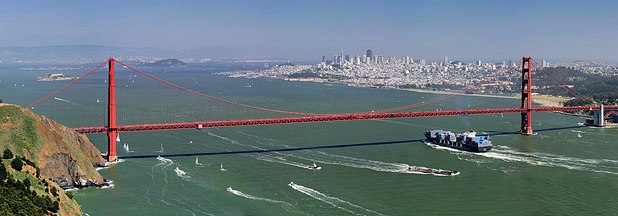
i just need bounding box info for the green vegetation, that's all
[10,158,23,171]
[0,162,59,215]
[533,67,618,106]
[1,105,41,163]
[3,149,13,159]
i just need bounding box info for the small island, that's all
[37,73,75,82]
[145,59,187,68]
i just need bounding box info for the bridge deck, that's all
[74,105,618,134]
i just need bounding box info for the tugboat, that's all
[307,162,321,170]
[407,166,460,176]
[424,130,492,152]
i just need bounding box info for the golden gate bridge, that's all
[26,57,618,161]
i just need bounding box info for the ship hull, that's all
[425,137,492,153]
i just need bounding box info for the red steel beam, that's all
[73,105,618,134]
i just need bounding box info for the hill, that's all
[0,104,109,215]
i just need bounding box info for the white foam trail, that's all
[256,155,311,169]
[227,187,292,206]
[214,131,455,176]
[289,182,384,216]
[98,159,126,170]
[429,142,618,175]
[53,97,71,103]
[157,156,174,165]
[98,181,115,189]
[174,167,190,179]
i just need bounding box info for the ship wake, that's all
[227,187,296,212]
[428,142,618,175]
[288,182,384,216]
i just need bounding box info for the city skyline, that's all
[1,0,617,62]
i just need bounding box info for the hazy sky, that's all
[1,0,617,61]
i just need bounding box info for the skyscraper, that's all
[366,49,373,61]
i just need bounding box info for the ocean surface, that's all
[1,63,617,215]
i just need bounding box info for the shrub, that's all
[23,178,30,189]
[2,149,13,159]
[50,186,58,197]
[10,158,23,171]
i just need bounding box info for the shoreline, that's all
[241,75,569,107]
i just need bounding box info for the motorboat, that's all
[307,162,321,170]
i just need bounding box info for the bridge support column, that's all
[107,58,118,162]
[593,104,605,127]
[521,56,533,135]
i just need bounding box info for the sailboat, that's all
[158,144,164,153]
[219,163,227,172]
[195,157,203,166]
[578,132,582,138]
[123,143,130,152]
[116,133,121,142]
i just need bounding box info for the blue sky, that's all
[1,0,617,61]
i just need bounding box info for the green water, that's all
[1,64,617,215]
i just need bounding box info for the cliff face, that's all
[0,104,106,188]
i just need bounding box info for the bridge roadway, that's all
[73,105,617,134]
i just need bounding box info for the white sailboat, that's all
[116,133,121,142]
[195,157,203,166]
[158,143,164,153]
[578,132,582,138]
[219,163,227,172]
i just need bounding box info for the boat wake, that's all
[227,187,295,210]
[157,155,174,165]
[209,131,456,176]
[288,182,384,216]
[298,151,457,176]
[427,142,618,175]
[175,167,190,179]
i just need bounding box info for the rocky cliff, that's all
[0,104,107,188]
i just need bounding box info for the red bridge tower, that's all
[521,56,533,135]
[107,58,118,161]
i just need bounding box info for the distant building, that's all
[542,60,548,68]
[366,49,373,61]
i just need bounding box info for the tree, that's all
[23,179,30,189]
[10,158,23,171]
[50,186,58,197]
[0,165,7,181]
[2,149,13,159]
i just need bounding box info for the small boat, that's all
[158,143,164,153]
[307,162,321,170]
[219,163,227,172]
[123,143,130,152]
[189,140,193,144]
[116,134,121,142]
[174,167,186,176]
[195,157,203,166]
[288,182,295,187]
[577,132,582,138]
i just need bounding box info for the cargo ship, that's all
[424,130,492,152]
